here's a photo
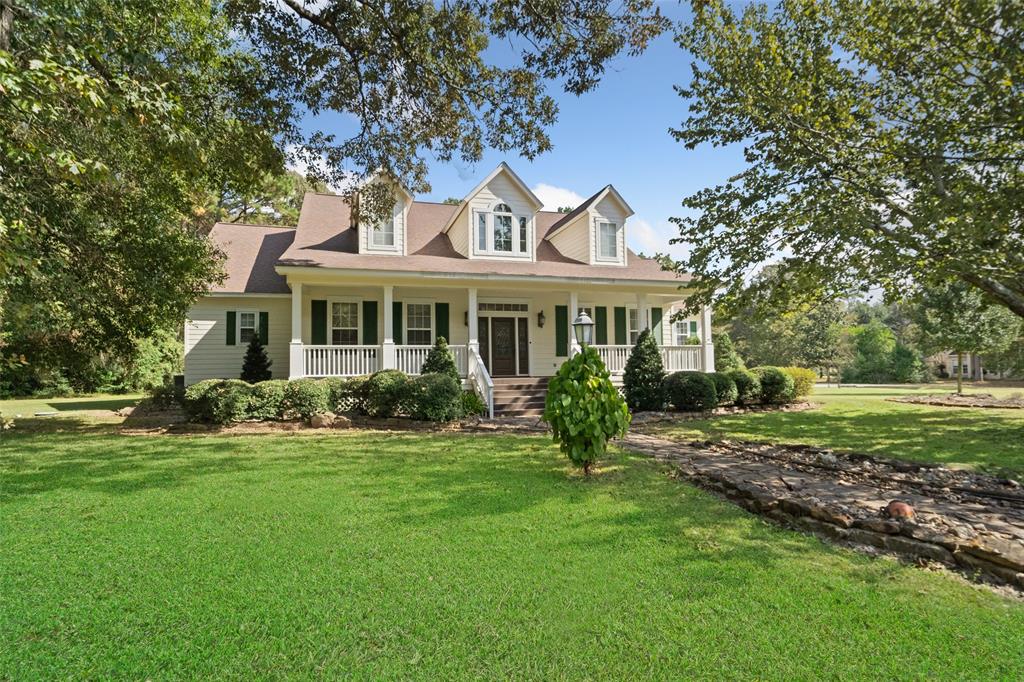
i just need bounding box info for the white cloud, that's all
[531,183,585,212]
[627,217,690,262]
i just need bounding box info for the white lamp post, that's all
[572,310,595,347]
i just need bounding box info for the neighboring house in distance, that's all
[184,163,713,415]
[926,351,989,381]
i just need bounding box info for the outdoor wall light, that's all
[537,310,545,328]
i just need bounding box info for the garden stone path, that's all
[619,432,1024,592]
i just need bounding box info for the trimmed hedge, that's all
[364,369,409,417]
[709,372,738,406]
[406,373,462,421]
[752,366,796,404]
[249,380,287,420]
[729,369,761,406]
[183,379,252,424]
[781,367,816,398]
[664,371,718,412]
[283,378,330,420]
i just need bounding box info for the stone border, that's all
[631,401,817,425]
[889,394,1024,409]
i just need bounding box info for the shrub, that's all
[543,345,630,475]
[664,371,718,412]
[729,369,761,406]
[283,378,330,420]
[459,390,487,417]
[183,379,252,424]
[249,379,287,420]
[337,376,369,414]
[712,332,746,372]
[752,366,796,404]
[780,367,816,398]
[709,372,738,405]
[420,337,460,382]
[406,373,463,421]
[623,329,666,411]
[240,335,272,383]
[321,377,348,411]
[149,381,184,409]
[364,369,409,417]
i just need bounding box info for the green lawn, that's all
[643,385,1024,475]
[0,393,143,417]
[2,428,1022,678]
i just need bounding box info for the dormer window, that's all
[598,222,618,260]
[474,202,530,257]
[371,215,395,248]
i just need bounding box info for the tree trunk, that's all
[956,351,963,394]
[0,1,13,51]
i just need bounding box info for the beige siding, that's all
[548,216,590,263]
[448,205,470,257]
[589,195,628,266]
[184,296,292,385]
[467,173,536,261]
[359,193,407,256]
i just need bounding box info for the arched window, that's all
[491,203,513,252]
[475,201,529,256]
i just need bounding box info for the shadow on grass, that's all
[45,397,141,412]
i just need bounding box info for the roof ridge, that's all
[212,221,297,229]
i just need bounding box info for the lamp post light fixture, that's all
[572,310,594,347]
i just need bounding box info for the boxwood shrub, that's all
[406,373,463,421]
[364,369,409,417]
[248,379,287,420]
[283,378,330,420]
[182,379,252,424]
[781,366,816,398]
[708,372,738,406]
[664,371,718,412]
[752,366,796,404]
[729,369,761,406]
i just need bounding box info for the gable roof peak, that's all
[442,162,544,233]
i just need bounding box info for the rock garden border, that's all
[889,393,1024,409]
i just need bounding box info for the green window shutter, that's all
[311,300,327,344]
[392,301,403,344]
[614,307,627,345]
[555,305,568,357]
[258,311,269,345]
[650,307,663,344]
[226,311,236,346]
[594,306,608,345]
[362,301,378,344]
[435,302,450,342]
[690,320,698,335]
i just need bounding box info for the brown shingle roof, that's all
[209,193,689,293]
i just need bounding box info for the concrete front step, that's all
[491,377,549,416]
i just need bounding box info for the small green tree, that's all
[420,337,460,382]
[712,332,745,372]
[240,336,273,383]
[543,346,630,475]
[623,329,665,411]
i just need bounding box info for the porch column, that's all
[636,293,650,332]
[289,281,303,379]
[382,285,396,370]
[700,304,715,373]
[569,291,580,356]
[467,287,479,351]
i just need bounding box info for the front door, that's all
[490,317,518,376]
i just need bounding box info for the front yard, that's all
[2,424,1023,678]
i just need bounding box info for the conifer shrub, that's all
[406,373,463,421]
[420,337,460,382]
[622,329,666,411]
[240,335,273,383]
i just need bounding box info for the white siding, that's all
[466,172,536,261]
[184,296,292,385]
[589,195,628,266]
[359,192,407,256]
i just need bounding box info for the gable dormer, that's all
[443,163,543,261]
[357,173,413,256]
[546,185,633,266]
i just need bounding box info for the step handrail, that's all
[467,345,494,419]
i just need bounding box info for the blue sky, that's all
[298,3,746,260]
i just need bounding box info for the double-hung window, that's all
[598,222,618,260]
[331,302,359,345]
[475,203,529,256]
[628,308,641,345]
[371,215,395,247]
[674,319,699,345]
[406,303,432,345]
[239,312,257,343]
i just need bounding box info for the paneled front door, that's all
[489,317,518,376]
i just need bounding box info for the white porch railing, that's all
[593,344,704,374]
[467,345,494,419]
[395,344,468,377]
[303,345,379,377]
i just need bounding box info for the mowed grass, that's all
[643,385,1024,475]
[2,429,1023,679]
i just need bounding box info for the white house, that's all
[184,163,713,415]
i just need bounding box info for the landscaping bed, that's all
[891,392,1024,409]
[621,433,1024,593]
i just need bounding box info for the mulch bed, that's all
[890,393,1024,409]
[620,433,1024,595]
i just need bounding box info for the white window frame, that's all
[596,221,619,261]
[627,307,641,345]
[473,202,531,258]
[674,319,699,345]
[238,310,258,344]
[405,300,434,346]
[370,214,396,249]
[329,298,361,346]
